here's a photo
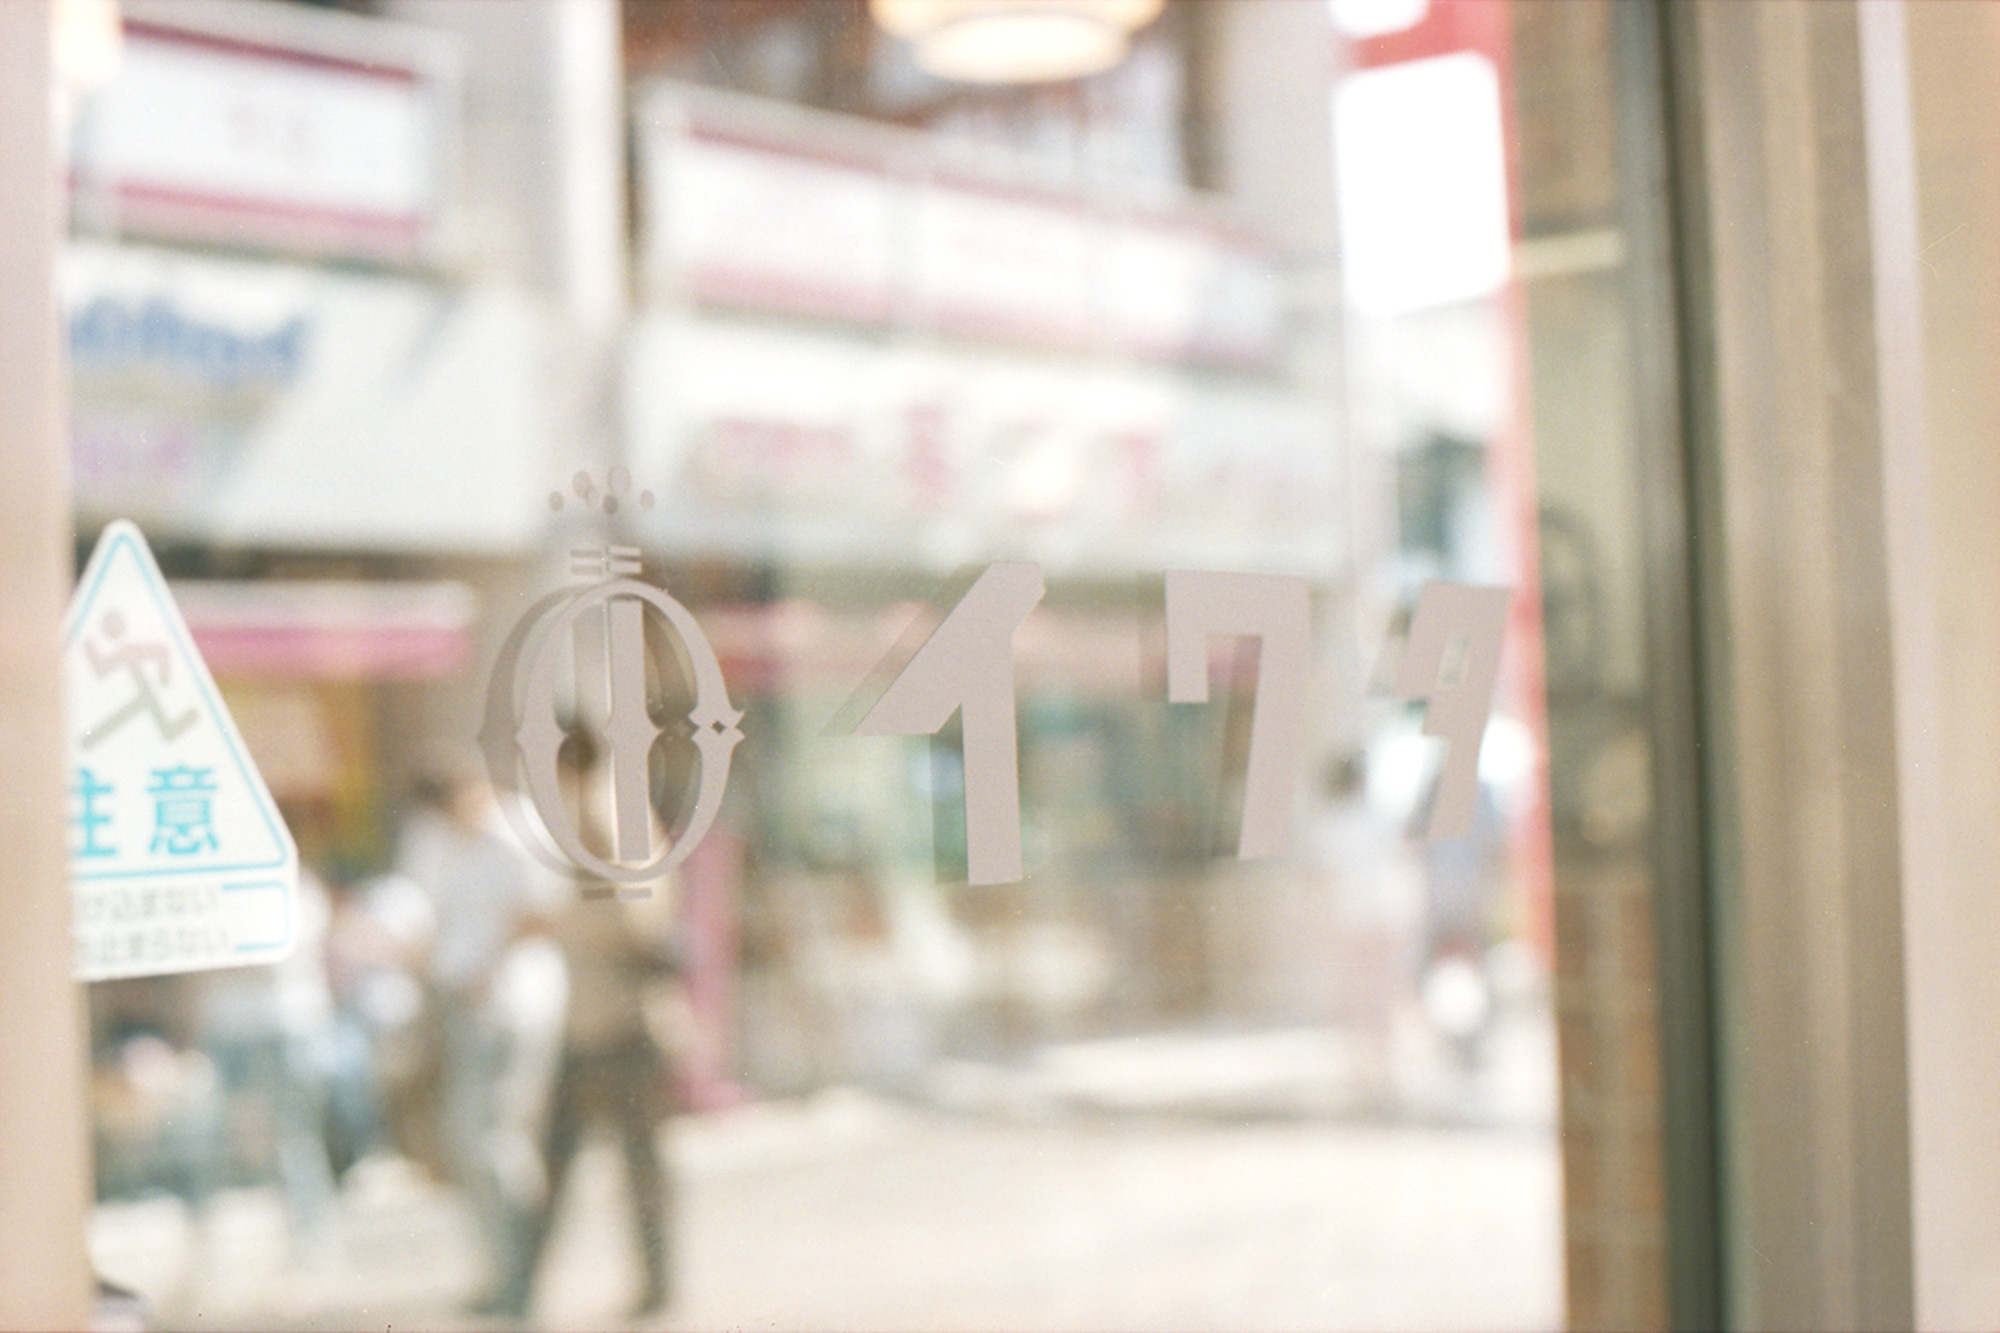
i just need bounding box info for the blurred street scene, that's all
[93,1014,1559,1332]
[13,0,2000,1327]
[55,0,1664,1327]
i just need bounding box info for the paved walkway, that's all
[91,1022,1563,1332]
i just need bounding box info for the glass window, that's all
[53,1,1678,1328]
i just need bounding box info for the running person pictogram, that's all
[80,609,197,749]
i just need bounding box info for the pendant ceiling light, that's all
[55,0,123,93]
[871,0,1165,85]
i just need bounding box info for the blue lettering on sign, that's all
[68,297,309,392]
[71,767,117,859]
[148,765,220,856]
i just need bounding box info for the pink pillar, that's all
[0,2,94,1324]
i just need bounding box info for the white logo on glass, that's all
[485,476,742,887]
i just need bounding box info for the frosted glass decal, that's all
[1395,581,1511,841]
[1164,570,1311,859]
[485,527,743,888]
[855,561,1046,885]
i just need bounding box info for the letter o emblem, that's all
[491,576,742,886]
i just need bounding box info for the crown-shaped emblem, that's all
[549,467,654,516]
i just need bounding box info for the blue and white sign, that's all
[65,521,297,980]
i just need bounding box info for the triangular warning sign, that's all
[64,520,298,980]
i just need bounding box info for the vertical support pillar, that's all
[0,1,94,1326]
[1875,3,2000,1327]
[1668,2,1914,1328]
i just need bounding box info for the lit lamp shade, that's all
[871,0,1165,84]
[55,0,124,93]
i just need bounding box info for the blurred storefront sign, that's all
[651,129,899,324]
[173,578,477,680]
[625,88,1307,581]
[623,311,1337,574]
[912,178,1095,346]
[634,86,1282,369]
[65,240,551,552]
[65,0,460,266]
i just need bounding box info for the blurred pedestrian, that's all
[395,750,555,1317]
[194,806,343,1279]
[1310,753,1422,1112]
[320,866,429,1180]
[514,755,683,1321]
[327,870,438,1174]
[1413,773,1507,1072]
